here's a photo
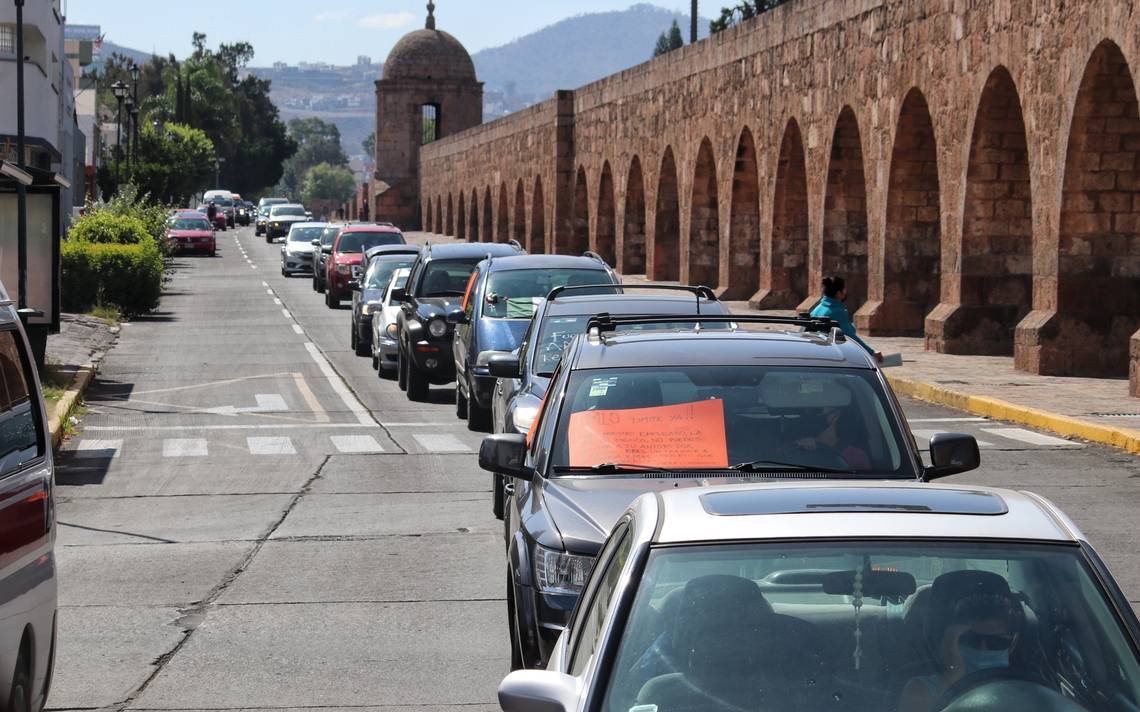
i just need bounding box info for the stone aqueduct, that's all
[349,0,1140,395]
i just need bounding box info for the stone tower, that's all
[374,2,483,229]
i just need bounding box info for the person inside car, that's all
[787,405,872,471]
[899,570,1025,712]
[809,275,883,363]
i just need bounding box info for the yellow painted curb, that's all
[887,375,1140,455]
[49,364,96,449]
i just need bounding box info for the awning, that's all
[0,163,67,189]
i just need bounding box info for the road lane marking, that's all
[331,435,386,453]
[273,298,282,305]
[267,289,274,295]
[247,436,297,455]
[413,434,471,453]
[303,342,377,427]
[981,427,1081,448]
[292,324,304,335]
[292,373,330,423]
[382,422,454,427]
[82,423,380,432]
[911,429,993,449]
[262,281,269,287]
[75,439,123,459]
[163,438,208,457]
[908,417,988,423]
[282,309,292,319]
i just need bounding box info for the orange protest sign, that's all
[567,399,728,469]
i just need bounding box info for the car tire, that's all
[281,268,288,278]
[316,274,326,294]
[397,348,408,391]
[455,385,468,420]
[325,291,339,309]
[7,654,30,712]
[353,331,369,358]
[492,474,505,520]
[467,386,491,432]
[506,575,525,672]
[406,360,429,401]
[371,352,379,370]
[265,234,272,244]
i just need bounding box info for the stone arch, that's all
[596,162,617,265]
[513,179,526,244]
[623,156,647,274]
[570,166,590,255]
[446,193,454,236]
[470,189,480,242]
[726,127,760,300]
[760,119,809,308]
[531,176,546,254]
[497,183,509,243]
[653,147,681,281]
[689,137,720,287]
[822,107,869,311]
[457,192,466,240]
[1048,40,1140,376]
[424,198,432,232]
[958,67,1033,355]
[483,187,493,243]
[435,196,442,234]
[881,88,942,335]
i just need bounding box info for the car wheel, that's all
[506,575,525,672]
[325,291,339,309]
[406,360,429,401]
[265,234,272,244]
[492,474,505,520]
[455,384,468,420]
[317,274,326,294]
[7,654,30,712]
[397,348,408,391]
[371,351,379,370]
[353,331,370,358]
[281,268,288,277]
[467,390,491,432]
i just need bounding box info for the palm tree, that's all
[691,0,698,43]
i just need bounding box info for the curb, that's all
[887,375,1140,455]
[48,364,97,449]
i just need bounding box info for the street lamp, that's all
[214,156,226,188]
[129,102,140,173]
[129,63,140,171]
[12,0,28,311]
[123,97,134,176]
[112,80,128,184]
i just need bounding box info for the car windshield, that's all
[319,226,340,246]
[214,198,233,207]
[481,269,612,319]
[169,218,211,231]
[337,231,405,253]
[289,227,324,242]
[549,365,907,475]
[272,206,306,217]
[388,274,408,304]
[602,540,1140,712]
[366,257,415,289]
[418,258,481,297]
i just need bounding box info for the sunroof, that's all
[701,488,1008,516]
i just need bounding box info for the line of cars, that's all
[292,232,1140,711]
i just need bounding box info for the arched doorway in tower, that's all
[959,67,1032,355]
[653,147,681,281]
[446,194,454,236]
[623,156,647,274]
[596,162,616,265]
[570,167,590,255]
[726,127,760,300]
[1050,41,1140,376]
[513,180,526,244]
[822,107,869,312]
[497,183,509,242]
[483,187,493,243]
[531,176,546,253]
[689,137,720,288]
[424,199,433,232]
[761,119,808,308]
[881,88,941,336]
[436,196,442,234]
[457,192,467,241]
[470,189,480,242]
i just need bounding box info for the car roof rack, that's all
[584,313,842,339]
[581,250,607,264]
[546,283,718,303]
[507,239,525,251]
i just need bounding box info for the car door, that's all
[563,520,633,679]
[453,267,481,387]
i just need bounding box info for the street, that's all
[49,227,1140,711]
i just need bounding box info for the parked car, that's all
[311,223,343,293]
[452,253,618,433]
[255,198,289,236]
[487,285,732,520]
[323,224,407,308]
[371,267,411,377]
[349,245,421,357]
[166,211,216,256]
[497,482,1140,711]
[479,312,982,669]
[196,204,228,231]
[395,241,524,401]
[211,196,236,228]
[279,222,327,276]
[265,204,309,242]
[0,282,58,712]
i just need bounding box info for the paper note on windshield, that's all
[568,399,728,469]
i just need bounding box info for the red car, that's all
[324,224,406,308]
[196,205,228,231]
[167,212,217,256]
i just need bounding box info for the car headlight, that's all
[386,323,398,338]
[534,543,593,596]
[513,404,539,434]
[362,301,381,316]
[336,264,351,275]
[427,317,448,338]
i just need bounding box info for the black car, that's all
[477,313,982,669]
[311,223,343,293]
[350,245,422,358]
[395,241,524,401]
[486,285,732,520]
[452,253,618,432]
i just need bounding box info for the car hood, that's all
[541,475,770,555]
[335,254,364,265]
[272,215,308,223]
[477,318,529,354]
[168,229,213,238]
[361,288,383,302]
[285,242,314,253]
[417,296,460,310]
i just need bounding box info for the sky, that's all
[63,0,693,66]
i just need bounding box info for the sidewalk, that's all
[43,313,119,446]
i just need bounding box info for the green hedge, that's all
[68,211,152,245]
[62,240,164,315]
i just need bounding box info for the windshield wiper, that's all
[425,290,465,297]
[556,462,684,474]
[731,459,855,474]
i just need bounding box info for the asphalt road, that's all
[48,226,1140,711]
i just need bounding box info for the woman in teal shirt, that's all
[809,276,883,362]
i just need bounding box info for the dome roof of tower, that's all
[382,29,476,82]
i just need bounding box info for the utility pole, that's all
[691,0,698,43]
[14,0,27,310]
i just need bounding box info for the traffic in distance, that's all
[191,216,1140,712]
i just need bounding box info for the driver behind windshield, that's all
[900,570,1025,712]
[786,406,872,471]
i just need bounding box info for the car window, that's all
[482,269,611,319]
[168,218,212,230]
[569,522,632,676]
[416,258,482,297]
[320,227,339,246]
[365,257,414,290]
[337,231,405,253]
[461,270,480,318]
[601,540,1140,712]
[0,330,42,476]
[271,206,306,217]
[549,365,908,476]
[288,227,324,242]
[387,274,409,305]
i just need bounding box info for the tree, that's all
[653,20,686,57]
[300,163,357,207]
[709,0,790,33]
[362,131,375,158]
[131,122,216,205]
[279,118,348,198]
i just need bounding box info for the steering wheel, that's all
[774,440,851,471]
[935,669,1077,712]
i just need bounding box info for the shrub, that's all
[68,211,152,245]
[62,240,164,315]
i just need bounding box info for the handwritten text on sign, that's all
[568,399,728,468]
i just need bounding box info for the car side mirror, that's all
[486,353,521,378]
[498,669,578,712]
[310,239,320,246]
[924,433,980,480]
[321,245,333,253]
[479,433,532,481]
[445,307,468,325]
[347,280,360,291]
[390,288,406,303]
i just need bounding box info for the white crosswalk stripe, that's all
[331,435,386,454]
[247,436,297,455]
[911,429,993,449]
[413,433,471,453]
[980,427,1081,448]
[75,439,122,459]
[162,438,208,457]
